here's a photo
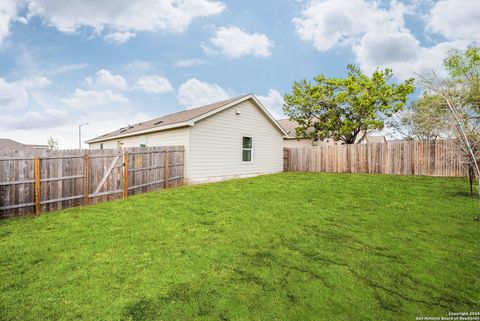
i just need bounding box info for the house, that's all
[277,119,337,148]
[0,139,49,153]
[365,136,387,144]
[86,94,288,184]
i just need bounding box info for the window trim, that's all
[242,136,253,163]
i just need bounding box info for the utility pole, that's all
[79,123,89,149]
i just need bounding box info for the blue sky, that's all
[0,0,478,147]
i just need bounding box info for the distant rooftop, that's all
[0,139,49,152]
[277,119,310,139]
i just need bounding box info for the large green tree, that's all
[283,64,415,144]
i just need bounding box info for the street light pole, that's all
[79,123,89,149]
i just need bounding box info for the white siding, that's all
[89,140,118,149]
[188,100,283,183]
[89,127,189,149]
[88,127,190,175]
[142,128,189,147]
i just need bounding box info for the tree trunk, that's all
[469,165,474,196]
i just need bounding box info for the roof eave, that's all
[85,121,193,144]
[85,94,288,143]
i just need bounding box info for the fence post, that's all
[164,150,169,189]
[123,151,129,199]
[34,156,41,215]
[83,153,89,206]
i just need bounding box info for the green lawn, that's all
[0,173,479,321]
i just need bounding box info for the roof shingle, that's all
[277,119,299,139]
[86,94,250,143]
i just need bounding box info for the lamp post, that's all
[79,123,89,149]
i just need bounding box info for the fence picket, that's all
[284,140,467,178]
[0,146,184,218]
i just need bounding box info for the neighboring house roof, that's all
[365,136,387,144]
[0,139,49,152]
[277,119,311,140]
[86,94,288,143]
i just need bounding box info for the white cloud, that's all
[353,32,469,79]
[353,30,421,79]
[83,70,173,95]
[178,78,231,108]
[124,60,154,72]
[134,75,173,94]
[17,76,52,89]
[86,69,128,90]
[293,0,478,80]
[0,0,21,44]
[257,89,284,119]
[204,26,273,58]
[0,78,29,111]
[0,110,152,148]
[105,30,136,44]
[0,76,69,134]
[427,0,480,41]
[174,58,206,68]
[354,31,420,67]
[47,63,88,76]
[25,0,225,42]
[293,0,408,52]
[0,76,53,113]
[0,108,69,130]
[45,64,88,76]
[62,89,129,109]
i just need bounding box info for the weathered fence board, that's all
[0,146,184,218]
[284,140,467,177]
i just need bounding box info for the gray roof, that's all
[277,119,298,138]
[86,94,252,143]
[0,139,49,152]
[365,136,387,144]
[277,118,314,140]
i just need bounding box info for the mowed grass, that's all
[0,173,479,321]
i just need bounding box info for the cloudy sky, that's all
[0,0,479,148]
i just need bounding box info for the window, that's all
[100,143,103,149]
[139,136,147,148]
[242,137,252,162]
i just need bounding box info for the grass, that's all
[0,173,479,321]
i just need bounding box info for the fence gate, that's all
[86,150,124,206]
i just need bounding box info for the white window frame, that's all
[242,136,253,163]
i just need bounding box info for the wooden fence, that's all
[284,140,467,177]
[0,146,184,218]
